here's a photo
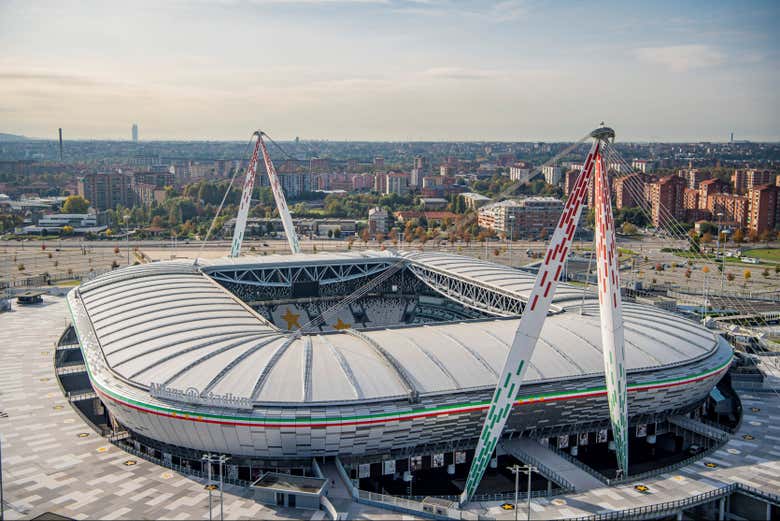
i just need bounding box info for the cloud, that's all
[489,0,526,22]
[634,45,724,72]
[423,66,498,80]
[392,0,527,23]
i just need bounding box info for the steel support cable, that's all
[197,134,257,257]
[602,143,780,394]
[604,141,778,330]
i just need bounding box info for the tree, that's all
[62,195,90,214]
[733,229,744,244]
[61,225,74,236]
[743,269,751,281]
[762,268,770,278]
[701,232,713,244]
[621,222,638,235]
[726,272,735,282]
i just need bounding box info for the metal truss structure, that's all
[205,260,395,287]
[231,131,301,258]
[460,126,627,505]
[407,263,525,317]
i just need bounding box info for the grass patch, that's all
[55,280,82,287]
[741,248,780,263]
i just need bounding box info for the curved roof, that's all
[73,252,722,405]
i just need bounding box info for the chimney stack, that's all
[58,128,63,161]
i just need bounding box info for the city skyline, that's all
[1,0,779,142]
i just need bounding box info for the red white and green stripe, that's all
[82,343,731,430]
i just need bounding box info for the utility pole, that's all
[521,464,537,521]
[124,214,131,266]
[1,433,5,521]
[508,464,520,521]
[218,455,229,521]
[202,453,214,521]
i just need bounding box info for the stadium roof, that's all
[72,252,721,405]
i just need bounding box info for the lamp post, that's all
[123,214,130,266]
[218,455,229,521]
[202,453,213,521]
[508,465,520,521]
[716,212,725,292]
[202,453,230,521]
[508,214,515,267]
[508,464,537,521]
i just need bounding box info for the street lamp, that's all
[123,214,130,266]
[716,212,725,292]
[508,214,515,267]
[202,453,230,521]
[508,463,537,521]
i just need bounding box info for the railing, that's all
[116,442,253,488]
[56,363,87,375]
[67,390,97,402]
[357,489,485,520]
[320,495,341,521]
[545,423,731,487]
[500,440,577,492]
[333,457,358,500]
[560,482,780,520]
[667,416,730,443]
[544,444,610,485]
[312,458,324,479]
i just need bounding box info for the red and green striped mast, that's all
[460,126,627,504]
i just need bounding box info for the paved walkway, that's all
[474,390,780,519]
[0,297,406,520]
[3,296,777,520]
[501,438,604,492]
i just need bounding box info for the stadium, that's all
[64,249,733,490]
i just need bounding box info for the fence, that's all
[561,482,780,521]
[0,268,111,290]
[543,418,732,487]
[500,440,577,492]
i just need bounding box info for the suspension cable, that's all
[602,142,780,393]
[196,134,258,259]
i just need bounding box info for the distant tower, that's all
[132,123,139,142]
[730,132,734,143]
[58,128,63,161]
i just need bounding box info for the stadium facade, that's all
[66,250,732,469]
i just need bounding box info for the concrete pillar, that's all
[547,480,552,495]
[490,457,498,469]
[570,446,578,456]
[719,497,725,521]
[447,464,455,475]
[676,511,683,521]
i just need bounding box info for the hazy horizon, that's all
[2,0,778,142]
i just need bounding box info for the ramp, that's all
[501,437,604,492]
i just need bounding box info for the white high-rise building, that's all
[541,165,563,185]
[132,124,139,142]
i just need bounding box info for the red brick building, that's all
[648,175,686,227]
[747,184,780,235]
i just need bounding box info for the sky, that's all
[1,0,778,142]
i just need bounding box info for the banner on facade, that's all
[579,432,589,446]
[410,455,423,471]
[358,463,371,479]
[455,451,467,464]
[432,453,444,468]
[597,429,608,443]
[383,459,396,475]
[558,435,569,449]
[636,423,647,438]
